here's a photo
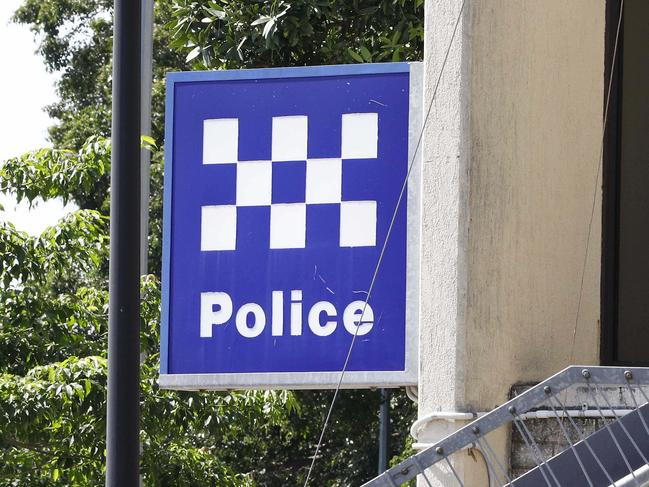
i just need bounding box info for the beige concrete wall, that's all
[465,0,604,411]
[418,1,606,484]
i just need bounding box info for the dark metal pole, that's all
[106,0,141,485]
[378,389,390,474]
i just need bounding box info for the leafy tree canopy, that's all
[169,0,424,68]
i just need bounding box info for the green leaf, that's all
[348,49,364,63]
[275,7,291,19]
[262,18,276,38]
[186,46,201,62]
[141,135,157,150]
[359,6,379,15]
[359,46,373,63]
[206,8,226,20]
[251,16,271,26]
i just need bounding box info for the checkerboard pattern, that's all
[200,113,379,251]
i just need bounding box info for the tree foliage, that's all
[0,137,111,210]
[169,0,424,69]
[2,0,423,484]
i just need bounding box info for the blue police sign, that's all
[159,63,421,389]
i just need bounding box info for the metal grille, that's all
[362,366,649,487]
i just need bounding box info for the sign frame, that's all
[159,62,422,390]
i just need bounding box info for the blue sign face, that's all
[160,63,420,389]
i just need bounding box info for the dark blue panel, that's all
[306,204,340,249]
[165,67,410,375]
[342,158,390,202]
[308,112,342,159]
[237,206,270,251]
[238,116,272,161]
[198,164,237,206]
[272,161,306,204]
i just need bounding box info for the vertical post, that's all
[106,0,141,485]
[378,388,390,474]
[140,0,154,276]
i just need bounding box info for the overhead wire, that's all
[302,0,467,484]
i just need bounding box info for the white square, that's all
[306,158,342,204]
[201,205,237,251]
[340,201,377,247]
[203,118,238,164]
[270,204,306,249]
[236,161,272,206]
[341,113,378,160]
[272,116,308,161]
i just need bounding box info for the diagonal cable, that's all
[302,1,467,485]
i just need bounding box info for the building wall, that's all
[464,0,605,411]
[419,0,606,484]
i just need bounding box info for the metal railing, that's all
[362,366,649,487]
